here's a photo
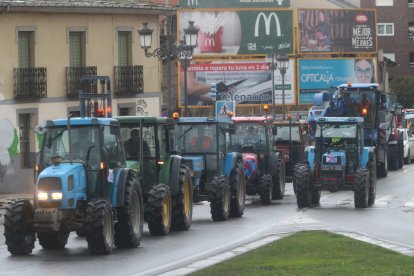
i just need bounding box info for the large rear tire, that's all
[85,199,114,255]
[4,199,35,255]
[38,231,69,250]
[145,184,172,236]
[259,174,273,205]
[272,158,285,200]
[388,145,399,171]
[354,168,369,208]
[377,152,388,178]
[210,175,231,221]
[229,159,246,218]
[294,163,312,208]
[114,174,144,248]
[171,164,193,231]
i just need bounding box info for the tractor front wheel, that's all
[85,198,114,254]
[294,163,312,208]
[354,168,370,208]
[4,199,35,255]
[171,164,194,231]
[145,184,172,236]
[229,159,246,218]
[210,176,231,221]
[259,174,273,205]
[115,174,144,248]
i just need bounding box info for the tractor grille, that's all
[320,170,344,179]
[38,177,62,191]
[39,201,61,208]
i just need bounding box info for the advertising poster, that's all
[179,0,290,8]
[178,10,293,56]
[298,9,376,53]
[179,60,295,107]
[299,58,377,104]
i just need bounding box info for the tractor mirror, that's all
[272,126,278,135]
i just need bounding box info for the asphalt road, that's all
[1,165,414,275]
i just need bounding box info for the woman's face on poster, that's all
[355,60,373,83]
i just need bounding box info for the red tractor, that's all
[231,116,285,205]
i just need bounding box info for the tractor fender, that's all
[305,146,316,173]
[168,155,182,196]
[224,152,243,177]
[359,147,371,168]
[113,167,129,207]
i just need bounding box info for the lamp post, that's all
[138,21,199,117]
[276,54,289,120]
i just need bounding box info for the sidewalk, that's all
[0,193,33,224]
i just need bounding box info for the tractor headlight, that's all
[37,191,48,201]
[51,192,63,200]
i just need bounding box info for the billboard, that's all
[298,9,376,53]
[179,60,295,107]
[298,58,377,104]
[179,0,290,8]
[178,9,293,56]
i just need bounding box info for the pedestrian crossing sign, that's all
[215,101,236,118]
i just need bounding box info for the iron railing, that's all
[14,67,47,99]
[114,65,144,96]
[66,66,97,98]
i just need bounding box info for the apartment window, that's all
[69,32,85,67]
[383,53,396,62]
[118,31,131,66]
[17,110,38,169]
[376,0,393,6]
[378,23,394,36]
[18,31,34,68]
[410,53,414,67]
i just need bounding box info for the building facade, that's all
[361,0,414,78]
[0,1,174,193]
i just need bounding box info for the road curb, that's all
[161,229,414,276]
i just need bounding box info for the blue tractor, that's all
[4,77,144,255]
[294,117,376,209]
[173,116,246,221]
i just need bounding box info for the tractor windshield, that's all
[274,125,301,144]
[41,126,100,167]
[315,123,357,138]
[232,123,266,152]
[342,91,375,128]
[176,124,217,153]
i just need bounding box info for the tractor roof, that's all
[338,83,380,89]
[176,116,232,124]
[318,117,364,124]
[232,116,272,125]
[116,116,173,125]
[272,119,304,126]
[46,117,118,127]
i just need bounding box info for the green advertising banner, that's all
[179,0,290,9]
[178,9,293,56]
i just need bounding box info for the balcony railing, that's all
[14,67,47,100]
[114,65,144,96]
[66,66,97,98]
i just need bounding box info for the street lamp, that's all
[276,54,289,120]
[138,21,199,117]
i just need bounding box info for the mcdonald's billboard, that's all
[298,9,377,53]
[178,9,293,56]
[179,0,290,8]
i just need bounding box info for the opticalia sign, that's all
[179,0,290,8]
[178,9,293,56]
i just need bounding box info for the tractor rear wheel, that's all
[210,175,231,221]
[4,199,35,255]
[38,231,69,250]
[85,198,114,254]
[354,168,369,208]
[388,145,399,171]
[294,163,312,208]
[145,184,172,236]
[272,159,285,200]
[171,164,193,231]
[229,159,246,218]
[377,153,388,178]
[115,174,144,248]
[259,174,273,205]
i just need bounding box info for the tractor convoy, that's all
[3,81,401,255]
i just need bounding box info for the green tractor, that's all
[116,116,193,236]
